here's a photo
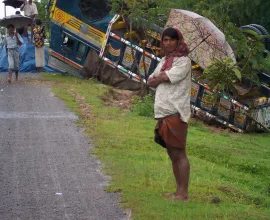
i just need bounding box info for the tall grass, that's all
[43,74,270,220]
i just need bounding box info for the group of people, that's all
[2,0,46,83]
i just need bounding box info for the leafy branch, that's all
[200,21,269,97]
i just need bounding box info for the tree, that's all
[36,0,51,35]
[111,0,172,97]
[175,0,270,32]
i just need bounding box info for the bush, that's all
[132,95,155,117]
[263,57,270,74]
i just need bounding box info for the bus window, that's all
[77,42,86,55]
[62,34,74,49]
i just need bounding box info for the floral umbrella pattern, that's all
[165,9,236,69]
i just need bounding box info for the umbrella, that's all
[0,15,32,28]
[3,0,24,8]
[165,9,236,69]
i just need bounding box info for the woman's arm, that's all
[147,71,169,88]
[147,59,167,88]
[166,57,191,84]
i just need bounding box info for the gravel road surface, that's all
[0,74,126,220]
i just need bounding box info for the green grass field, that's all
[42,74,270,220]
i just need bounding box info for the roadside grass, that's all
[42,74,270,220]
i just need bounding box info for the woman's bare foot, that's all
[171,194,188,202]
[8,78,11,83]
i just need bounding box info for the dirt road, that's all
[0,74,126,220]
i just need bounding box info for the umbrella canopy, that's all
[3,0,24,8]
[0,15,32,28]
[165,9,236,69]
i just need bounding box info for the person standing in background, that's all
[19,25,33,43]
[20,0,38,21]
[20,1,38,44]
[33,19,46,72]
[4,24,23,83]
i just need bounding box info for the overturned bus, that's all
[47,0,270,133]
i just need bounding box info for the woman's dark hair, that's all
[161,27,189,56]
[162,27,179,41]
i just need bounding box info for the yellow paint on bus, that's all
[51,7,105,47]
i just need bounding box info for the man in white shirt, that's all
[20,0,38,20]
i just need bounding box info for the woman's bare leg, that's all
[167,146,190,201]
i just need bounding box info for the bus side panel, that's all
[50,23,63,57]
